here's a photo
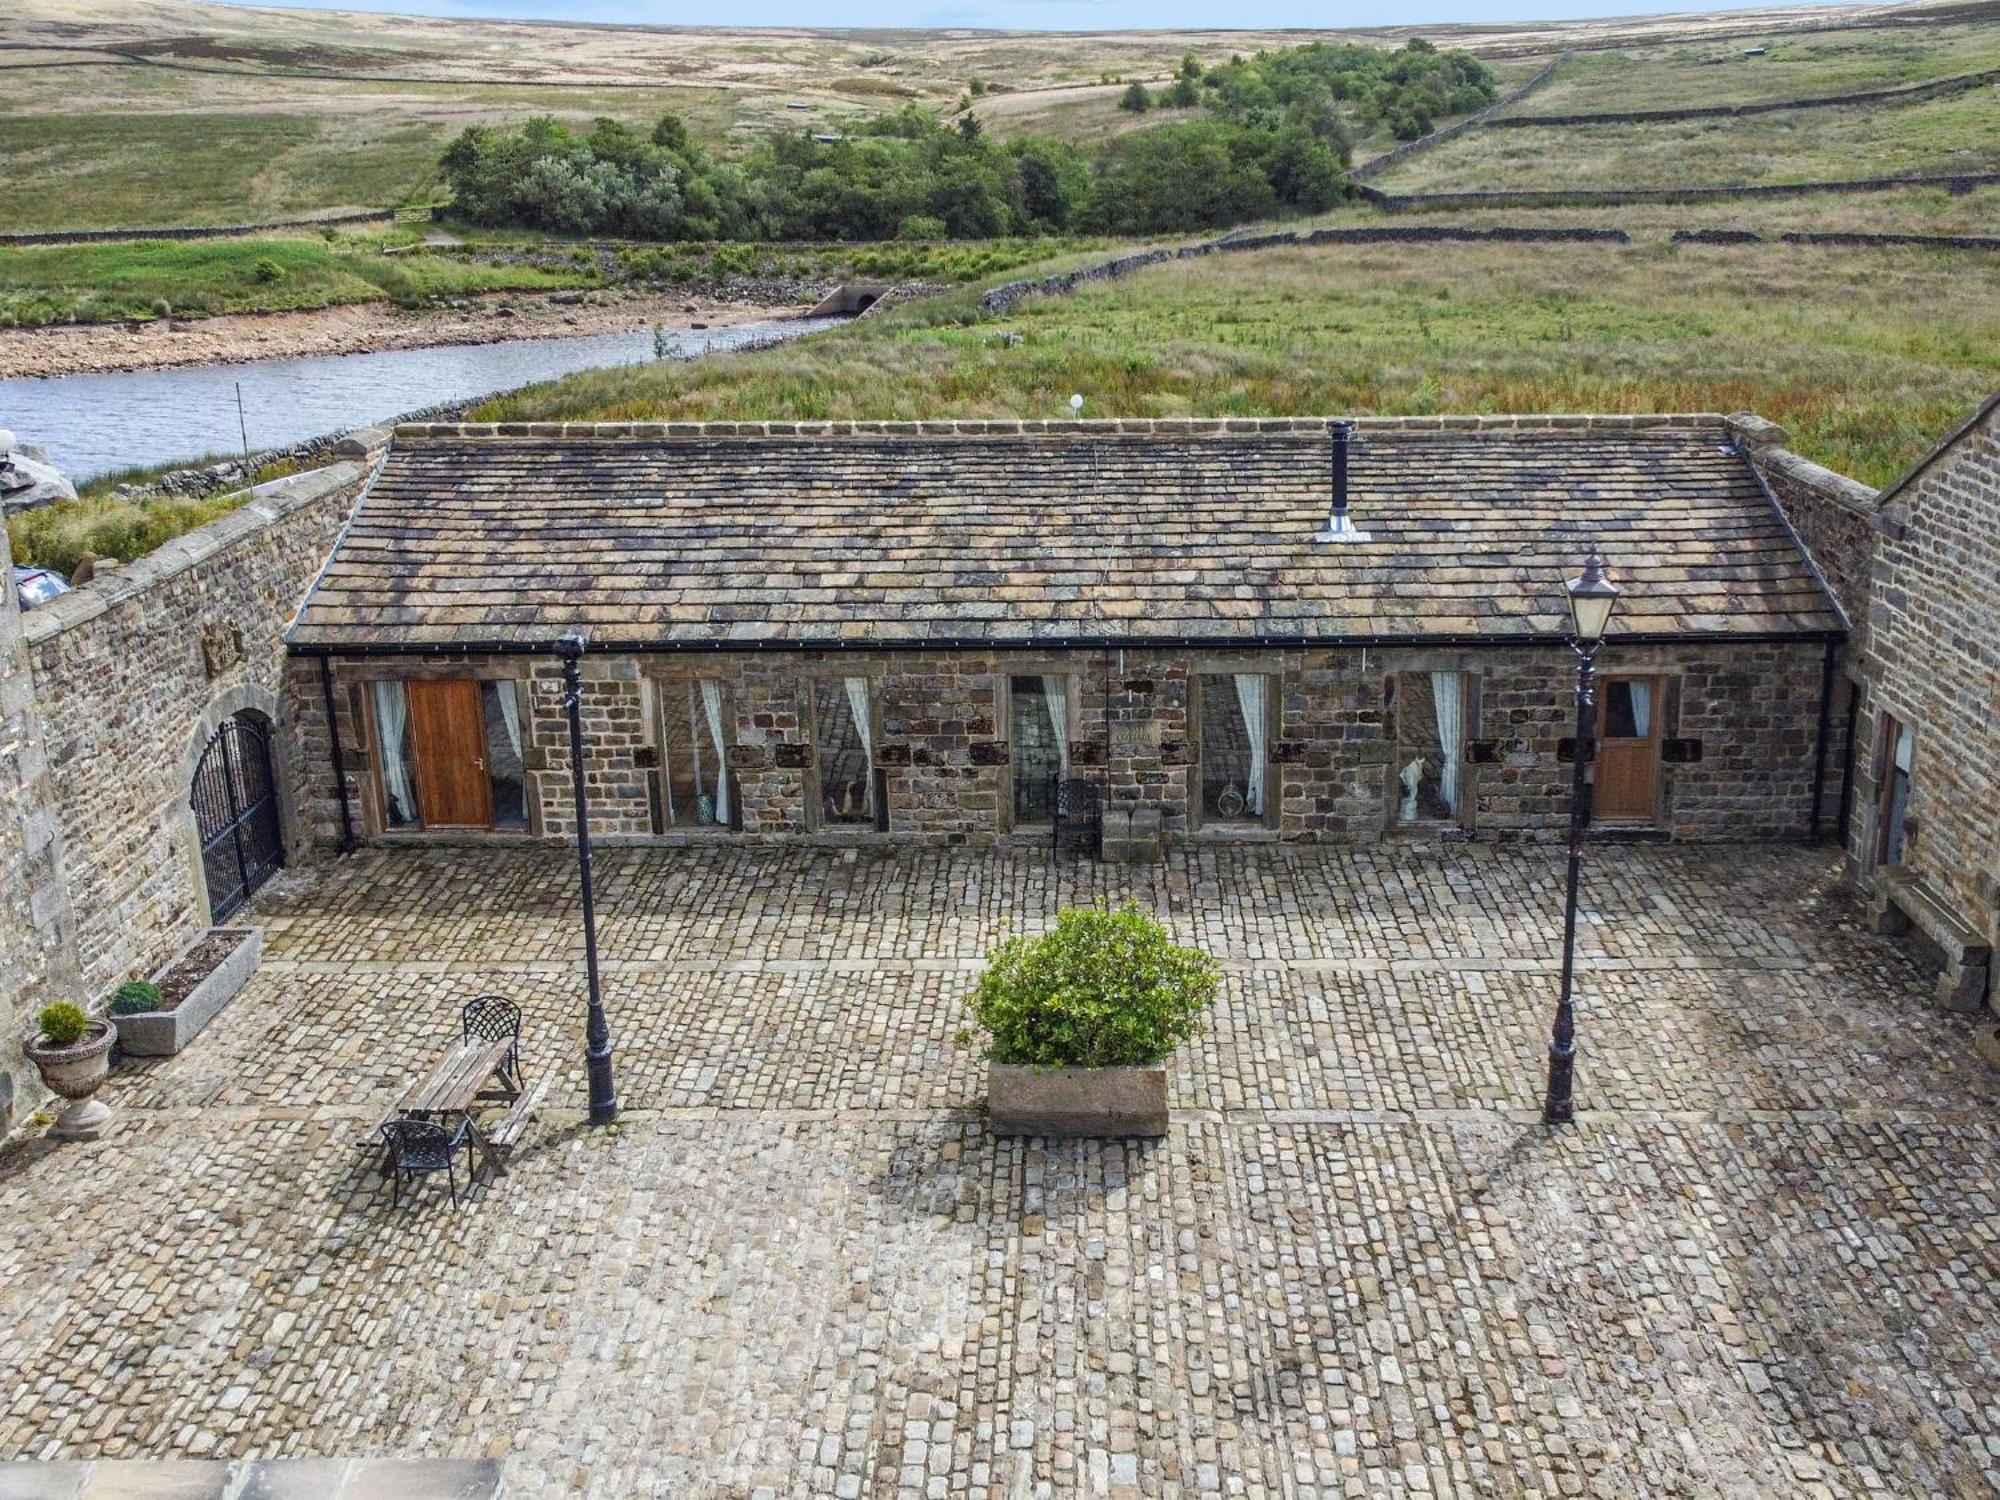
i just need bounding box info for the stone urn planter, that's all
[967,902,1217,1140]
[25,1017,117,1142]
[112,927,263,1058]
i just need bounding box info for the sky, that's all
[218,0,1811,33]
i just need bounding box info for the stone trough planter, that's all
[114,927,262,1058]
[987,1062,1170,1138]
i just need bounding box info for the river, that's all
[0,317,821,482]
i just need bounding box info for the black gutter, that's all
[286,626,1845,659]
[1732,437,1854,636]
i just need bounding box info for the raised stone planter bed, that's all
[114,927,262,1058]
[987,1062,1169,1138]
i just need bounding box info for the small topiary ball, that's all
[110,981,163,1016]
[37,1003,90,1048]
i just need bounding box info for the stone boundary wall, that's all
[1487,64,2000,128]
[1349,53,1569,184]
[1355,171,2000,212]
[14,445,381,1036]
[1676,227,2000,251]
[0,211,395,248]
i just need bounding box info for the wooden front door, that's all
[1594,676,1662,823]
[407,680,493,829]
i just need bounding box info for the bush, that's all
[1119,81,1152,113]
[898,214,946,241]
[253,258,287,283]
[965,903,1218,1068]
[38,1003,90,1047]
[110,981,162,1016]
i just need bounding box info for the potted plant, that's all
[967,902,1218,1138]
[23,1002,116,1141]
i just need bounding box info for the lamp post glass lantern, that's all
[1545,551,1619,1125]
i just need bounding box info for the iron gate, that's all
[191,715,283,920]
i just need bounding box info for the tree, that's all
[1119,80,1152,113]
[957,112,984,142]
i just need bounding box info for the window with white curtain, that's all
[1008,675,1071,824]
[814,678,876,826]
[370,680,416,829]
[1197,672,1272,825]
[1396,671,1467,824]
[481,681,528,830]
[655,678,734,829]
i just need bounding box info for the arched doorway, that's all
[191,712,284,920]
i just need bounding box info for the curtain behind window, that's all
[371,681,415,827]
[1430,672,1463,816]
[1232,673,1269,817]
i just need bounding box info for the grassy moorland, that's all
[0,236,600,327]
[471,236,2000,488]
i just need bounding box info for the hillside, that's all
[3,0,1989,232]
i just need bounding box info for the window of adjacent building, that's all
[1197,673,1273,825]
[814,677,877,827]
[1396,672,1467,824]
[1008,675,1072,825]
[1876,714,1914,865]
[654,679,734,830]
[369,677,526,832]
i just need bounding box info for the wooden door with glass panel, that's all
[1594,675,1662,822]
[406,680,493,828]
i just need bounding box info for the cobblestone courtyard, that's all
[2,844,1996,1498]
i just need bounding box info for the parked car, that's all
[14,565,71,611]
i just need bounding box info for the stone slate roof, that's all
[287,416,1846,651]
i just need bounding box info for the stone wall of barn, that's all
[19,454,380,1003]
[3,445,380,1133]
[1844,398,2000,998]
[311,639,1839,852]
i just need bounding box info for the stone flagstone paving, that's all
[0,844,1995,1498]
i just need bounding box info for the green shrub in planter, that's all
[110,981,162,1016]
[38,1003,90,1047]
[966,902,1218,1067]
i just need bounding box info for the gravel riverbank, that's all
[0,290,810,381]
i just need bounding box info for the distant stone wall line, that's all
[1355,171,2000,212]
[977,222,1630,313]
[1488,64,2000,128]
[1350,52,1569,184]
[0,211,396,248]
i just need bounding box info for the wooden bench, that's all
[1870,868,1993,1013]
[483,1077,550,1175]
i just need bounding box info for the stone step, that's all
[0,1459,502,1500]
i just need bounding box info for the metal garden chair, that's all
[379,1116,473,1208]
[1051,776,1103,859]
[462,994,523,1080]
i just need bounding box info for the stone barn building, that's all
[283,415,1850,855]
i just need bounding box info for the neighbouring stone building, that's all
[283,416,1850,856]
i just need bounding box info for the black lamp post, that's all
[557,634,618,1126]
[1544,551,1619,1126]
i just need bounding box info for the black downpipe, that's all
[1809,639,1836,841]
[318,655,355,854]
[1836,675,1861,846]
[1331,422,1351,529]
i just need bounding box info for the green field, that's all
[470,235,2000,488]
[1377,88,2000,193]
[0,237,599,326]
[1502,19,2000,114]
